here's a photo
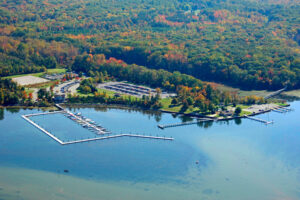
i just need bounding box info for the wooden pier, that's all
[158,118,214,129]
[244,115,273,125]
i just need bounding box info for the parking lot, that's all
[244,104,278,114]
[54,80,80,95]
[12,76,49,86]
[97,82,176,98]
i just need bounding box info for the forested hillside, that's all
[0,0,299,90]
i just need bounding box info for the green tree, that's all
[235,107,242,116]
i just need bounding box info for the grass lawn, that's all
[275,102,289,106]
[97,88,116,97]
[2,68,66,79]
[76,90,94,97]
[160,98,203,114]
[76,88,140,101]
[160,98,182,112]
[26,81,57,89]
[25,88,34,94]
[234,104,250,109]
[282,89,300,98]
[240,110,252,116]
[204,81,273,97]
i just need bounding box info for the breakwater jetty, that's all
[63,134,173,145]
[22,104,174,145]
[22,114,64,144]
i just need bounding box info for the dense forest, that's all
[72,54,266,113]
[0,79,25,105]
[0,0,299,90]
[0,78,55,106]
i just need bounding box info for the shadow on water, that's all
[197,120,214,129]
[234,118,242,125]
[6,107,21,114]
[195,117,242,129]
[178,115,193,123]
[66,104,163,122]
[0,108,3,120]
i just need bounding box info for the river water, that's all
[0,101,300,200]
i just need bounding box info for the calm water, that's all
[0,102,300,200]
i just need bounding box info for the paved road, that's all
[54,80,79,95]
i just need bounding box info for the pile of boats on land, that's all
[63,112,111,135]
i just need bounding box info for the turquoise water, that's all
[0,102,300,200]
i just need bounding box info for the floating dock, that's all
[64,110,108,134]
[272,109,285,113]
[158,118,214,129]
[244,115,273,125]
[63,134,173,145]
[271,105,293,114]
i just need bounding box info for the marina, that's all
[1,101,299,200]
[21,105,173,145]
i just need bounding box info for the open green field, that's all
[97,88,117,97]
[160,98,203,114]
[2,68,66,79]
[282,90,300,98]
[76,88,140,101]
[160,98,181,112]
[205,82,274,97]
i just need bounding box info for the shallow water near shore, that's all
[0,102,300,200]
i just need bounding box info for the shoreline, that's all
[2,101,291,123]
[0,105,57,111]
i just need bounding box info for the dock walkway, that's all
[63,134,173,145]
[158,118,214,129]
[244,115,273,125]
[24,111,63,117]
[22,115,64,144]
